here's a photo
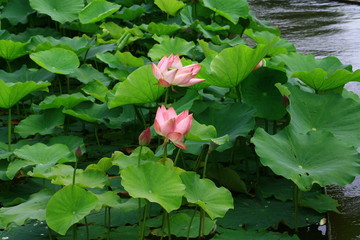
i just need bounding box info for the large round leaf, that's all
[287,85,360,147]
[46,185,98,235]
[180,171,233,219]
[15,109,64,138]
[148,37,195,60]
[107,65,165,108]
[251,128,360,191]
[79,0,121,24]
[30,48,79,74]
[0,40,28,61]
[0,80,50,109]
[154,0,185,16]
[1,0,33,25]
[29,0,84,24]
[203,0,248,24]
[121,162,185,212]
[40,93,93,109]
[207,42,277,88]
[241,67,287,120]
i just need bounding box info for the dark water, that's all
[248,1,360,239]
[248,0,360,95]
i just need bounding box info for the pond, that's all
[247,1,360,239]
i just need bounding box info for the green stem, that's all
[66,77,70,94]
[47,226,53,240]
[202,149,210,178]
[273,120,277,134]
[137,146,143,166]
[293,184,300,232]
[200,209,205,238]
[193,144,208,171]
[7,108,12,152]
[107,207,111,239]
[230,137,239,164]
[72,156,78,186]
[6,60,12,72]
[72,224,77,240]
[84,217,89,240]
[140,201,150,240]
[235,85,242,103]
[164,87,169,106]
[166,211,172,240]
[163,141,168,159]
[186,208,197,240]
[94,124,101,147]
[173,148,182,166]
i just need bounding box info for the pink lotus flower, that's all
[152,54,205,88]
[253,59,264,71]
[154,105,193,149]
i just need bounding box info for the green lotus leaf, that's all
[62,102,121,123]
[180,171,233,219]
[116,5,145,21]
[292,68,360,91]
[107,65,165,108]
[0,80,50,109]
[287,85,360,147]
[40,93,93,109]
[7,143,72,179]
[29,0,84,24]
[148,37,195,60]
[207,165,248,194]
[0,65,54,83]
[192,102,255,151]
[251,128,360,191]
[94,191,125,211]
[115,51,144,68]
[29,164,74,179]
[28,35,90,53]
[214,229,300,240]
[203,0,248,24]
[46,185,98,235]
[52,169,109,188]
[112,147,159,169]
[206,41,277,87]
[30,48,80,74]
[14,109,64,138]
[258,177,294,202]
[241,67,287,120]
[0,0,33,25]
[154,0,185,16]
[218,196,321,229]
[301,192,340,213]
[79,0,121,24]
[186,120,217,142]
[0,40,28,61]
[48,135,85,154]
[82,80,109,102]
[0,189,53,228]
[142,22,183,36]
[121,162,185,212]
[69,64,111,85]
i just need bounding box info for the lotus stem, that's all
[94,124,101,147]
[173,148,182,166]
[273,120,277,134]
[164,87,169,106]
[84,217,89,240]
[202,147,210,178]
[47,226,53,240]
[186,207,198,240]
[134,106,146,129]
[293,184,300,232]
[72,224,77,240]
[7,108,12,153]
[193,144,208,171]
[166,211,172,240]
[107,207,111,240]
[139,201,150,240]
[199,209,206,238]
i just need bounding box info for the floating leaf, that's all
[29,0,84,24]
[107,65,165,108]
[203,0,249,24]
[121,162,185,212]
[30,48,80,74]
[79,0,121,24]
[214,228,300,240]
[0,189,53,227]
[251,128,360,191]
[46,185,98,235]
[15,109,64,138]
[154,0,185,16]
[180,171,233,219]
[0,40,28,61]
[0,80,50,109]
[288,85,360,147]
[148,37,195,60]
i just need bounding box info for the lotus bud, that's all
[282,96,290,106]
[75,146,82,158]
[139,127,151,146]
